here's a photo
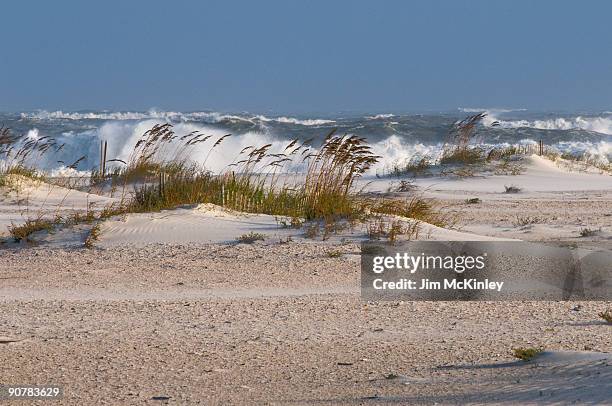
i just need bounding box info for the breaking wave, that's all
[5,109,611,175]
[366,114,395,120]
[470,109,612,136]
[21,110,335,126]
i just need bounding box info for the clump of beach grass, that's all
[8,217,55,242]
[599,309,612,324]
[559,151,612,174]
[0,122,456,239]
[3,165,45,181]
[512,347,544,361]
[579,227,599,237]
[236,232,266,244]
[0,125,77,178]
[326,250,342,258]
[120,125,452,230]
[504,185,522,194]
[440,113,489,166]
[367,217,419,242]
[395,180,416,192]
[513,215,544,227]
[371,196,453,228]
[84,223,101,248]
[440,147,485,166]
[494,158,525,176]
[389,155,433,177]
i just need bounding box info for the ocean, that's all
[1,109,611,176]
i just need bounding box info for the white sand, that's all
[1,245,610,404]
[2,156,609,245]
[96,203,513,247]
[0,176,117,237]
[361,155,612,244]
[367,155,611,197]
[1,157,611,404]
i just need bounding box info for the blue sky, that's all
[1,0,611,113]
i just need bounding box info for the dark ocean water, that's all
[1,109,611,175]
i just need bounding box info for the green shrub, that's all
[512,347,543,361]
[236,232,266,244]
[8,218,55,242]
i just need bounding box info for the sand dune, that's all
[96,203,513,247]
[367,155,612,198]
[0,176,117,237]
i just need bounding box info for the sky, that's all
[1,0,611,114]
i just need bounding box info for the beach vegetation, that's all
[512,347,543,361]
[504,185,522,193]
[367,217,419,242]
[8,217,55,242]
[579,227,599,237]
[304,223,320,239]
[326,250,342,258]
[388,155,433,177]
[0,122,454,240]
[84,223,101,248]
[599,309,612,324]
[236,232,266,244]
[392,180,416,193]
[513,215,544,227]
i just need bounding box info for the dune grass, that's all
[113,125,450,229]
[513,215,544,227]
[504,185,522,194]
[236,232,266,244]
[1,122,455,243]
[512,347,544,361]
[8,217,55,242]
[388,155,433,177]
[84,223,101,248]
[579,227,599,237]
[326,250,342,258]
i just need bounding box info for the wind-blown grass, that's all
[119,126,451,228]
[8,217,55,242]
[1,123,454,240]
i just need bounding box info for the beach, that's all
[3,1,612,403]
[1,151,611,404]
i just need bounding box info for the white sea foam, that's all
[8,121,611,174]
[254,115,335,126]
[8,110,612,174]
[459,107,527,114]
[16,121,290,173]
[481,111,612,135]
[22,110,334,126]
[366,114,395,120]
[369,135,442,172]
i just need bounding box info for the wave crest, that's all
[21,110,335,126]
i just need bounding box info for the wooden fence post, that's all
[100,140,104,177]
[99,140,108,178]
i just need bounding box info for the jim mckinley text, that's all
[372,278,504,292]
[370,252,504,292]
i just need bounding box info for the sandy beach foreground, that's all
[1,244,611,405]
[1,155,611,404]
